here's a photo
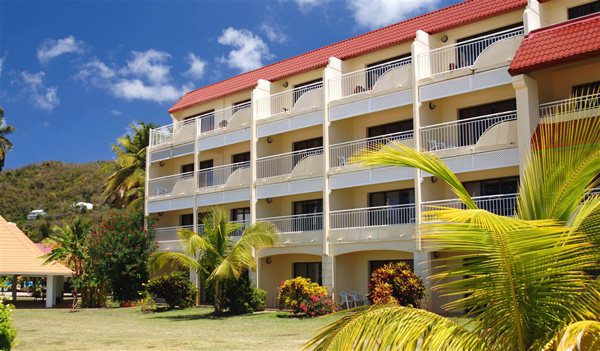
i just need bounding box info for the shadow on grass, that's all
[150,309,245,321]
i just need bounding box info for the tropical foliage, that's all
[86,211,156,303]
[102,121,157,213]
[222,270,267,314]
[0,106,16,172]
[277,277,338,317]
[40,218,90,309]
[306,94,600,351]
[0,296,17,351]
[367,262,426,307]
[149,207,279,313]
[147,271,197,309]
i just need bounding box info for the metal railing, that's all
[418,26,524,77]
[150,124,174,147]
[330,204,416,229]
[539,94,600,119]
[330,130,413,167]
[257,146,323,179]
[422,193,518,218]
[329,57,412,100]
[260,213,323,233]
[198,161,250,189]
[420,111,517,151]
[154,225,194,250]
[148,171,195,198]
[230,219,250,237]
[257,81,323,119]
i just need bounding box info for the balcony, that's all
[539,94,600,121]
[148,172,195,199]
[329,130,414,170]
[420,110,517,156]
[154,225,193,252]
[257,147,323,182]
[149,102,251,149]
[418,26,524,79]
[198,161,251,191]
[260,213,323,247]
[422,193,518,218]
[257,82,323,120]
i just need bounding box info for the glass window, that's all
[187,109,215,133]
[368,189,415,225]
[232,152,251,164]
[293,199,323,231]
[463,177,519,216]
[457,99,517,147]
[233,99,251,114]
[368,120,413,138]
[568,1,600,19]
[180,214,194,226]
[294,262,322,285]
[181,163,194,174]
[198,160,214,187]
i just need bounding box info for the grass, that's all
[12,306,349,351]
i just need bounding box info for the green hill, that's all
[0,161,115,242]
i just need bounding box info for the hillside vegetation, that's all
[0,161,115,242]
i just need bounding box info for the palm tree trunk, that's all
[214,281,222,313]
[196,272,201,306]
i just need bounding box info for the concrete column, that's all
[512,74,539,180]
[249,259,259,289]
[524,0,548,35]
[321,255,335,298]
[413,251,433,311]
[46,275,54,308]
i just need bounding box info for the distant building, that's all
[27,210,46,220]
[72,202,94,211]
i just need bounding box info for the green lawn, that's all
[12,306,348,351]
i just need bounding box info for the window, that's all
[293,199,323,231]
[463,176,519,216]
[568,1,600,19]
[572,81,600,109]
[456,23,523,68]
[231,207,250,236]
[369,189,415,225]
[368,120,413,138]
[198,160,214,187]
[457,99,517,146]
[188,109,215,133]
[365,54,411,90]
[233,99,251,114]
[232,152,251,164]
[293,137,323,167]
[294,262,322,285]
[293,78,323,105]
[181,163,194,173]
[181,214,194,226]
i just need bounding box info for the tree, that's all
[149,207,279,313]
[306,94,600,351]
[102,121,157,212]
[40,218,90,309]
[0,106,16,172]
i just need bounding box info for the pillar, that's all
[46,275,55,308]
[413,251,433,311]
[11,275,17,302]
[512,74,540,180]
[322,255,335,298]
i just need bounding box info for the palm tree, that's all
[306,94,600,351]
[40,218,90,309]
[0,106,16,172]
[102,121,157,212]
[149,207,279,313]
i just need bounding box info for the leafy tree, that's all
[86,211,156,303]
[0,106,16,172]
[40,218,90,309]
[305,94,600,351]
[102,121,157,213]
[147,271,197,309]
[149,207,279,313]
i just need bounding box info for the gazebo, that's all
[0,215,72,307]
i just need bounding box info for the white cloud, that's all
[37,35,85,64]
[20,71,60,111]
[42,121,51,128]
[75,58,116,87]
[218,27,274,73]
[0,56,4,76]
[183,52,207,80]
[110,110,122,116]
[120,50,171,84]
[260,23,288,44]
[347,0,440,30]
[294,0,331,11]
[111,78,191,103]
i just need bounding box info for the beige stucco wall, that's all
[533,61,600,104]
[148,154,195,179]
[340,43,412,72]
[198,141,251,167]
[256,191,323,218]
[330,180,415,211]
[170,90,253,122]
[541,0,596,26]
[257,125,323,158]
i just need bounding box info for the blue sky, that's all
[0,0,460,170]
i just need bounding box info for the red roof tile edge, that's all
[509,12,600,76]
[168,0,527,114]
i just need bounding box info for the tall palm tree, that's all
[149,207,279,312]
[306,94,600,351]
[0,106,16,172]
[102,121,157,212]
[40,218,90,309]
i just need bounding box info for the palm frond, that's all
[148,252,200,273]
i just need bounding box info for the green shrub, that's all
[223,271,266,314]
[0,297,17,350]
[277,277,336,316]
[147,271,196,309]
[367,262,426,307]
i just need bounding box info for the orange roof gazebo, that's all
[0,215,72,307]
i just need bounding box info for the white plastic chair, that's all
[337,155,346,167]
[339,291,356,309]
[349,291,367,306]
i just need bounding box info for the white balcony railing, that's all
[154,225,194,251]
[422,193,518,218]
[257,81,323,119]
[418,26,524,77]
[148,172,195,198]
[148,102,251,147]
[330,204,416,229]
[257,146,323,179]
[539,94,600,119]
[196,219,249,236]
[260,213,323,233]
[329,57,412,100]
[420,111,517,152]
[198,161,250,189]
[330,130,413,168]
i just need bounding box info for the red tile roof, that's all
[509,13,600,76]
[169,0,527,114]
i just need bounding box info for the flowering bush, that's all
[368,262,426,308]
[0,297,17,350]
[86,211,156,303]
[147,271,196,309]
[277,277,337,316]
